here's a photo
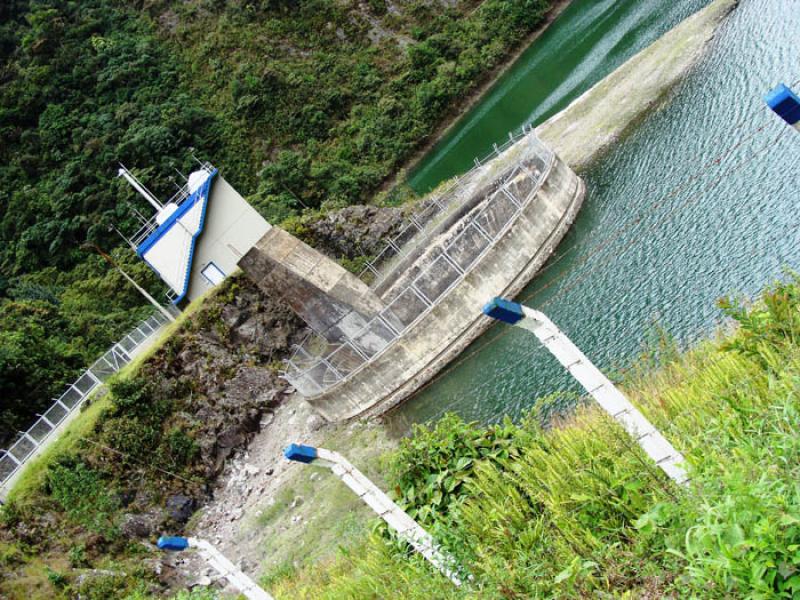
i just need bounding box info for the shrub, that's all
[47,459,119,538]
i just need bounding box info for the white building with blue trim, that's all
[126,164,270,305]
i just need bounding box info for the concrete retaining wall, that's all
[308,154,584,421]
[241,228,387,344]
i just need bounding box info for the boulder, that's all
[306,413,327,432]
[166,495,196,523]
[303,205,405,259]
[120,512,164,539]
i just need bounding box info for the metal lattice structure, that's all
[0,311,173,493]
[285,128,555,397]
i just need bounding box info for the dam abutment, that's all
[254,132,585,421]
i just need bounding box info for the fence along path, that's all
[0,311,171,498]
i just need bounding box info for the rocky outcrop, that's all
[302,205,405,259]
[141,277,304,485]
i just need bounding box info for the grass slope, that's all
[0,278,261,599]
[270,276,800,599]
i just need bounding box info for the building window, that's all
[201,262,226,286]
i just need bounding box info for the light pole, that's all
[765,83,800,131]
[283,444,464,586]
[83,243,176,322]
[157,536,273,600]
[482,298,688,485]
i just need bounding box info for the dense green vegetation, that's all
[4,274,800,597]
[0,0,226,443]
[151,0,553,219]
[0,249,164,444]
[269,277,800,598]
[0,0,553,443]
[0,370,205,593]
[0,278,268,598]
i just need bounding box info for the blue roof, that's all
[137,169,218,304]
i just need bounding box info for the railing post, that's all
[345,339,370,363]
[376,313,402,338]
[440,251,465,276]
[2,450,21,466]
[86,369,102,386]
[410,283,433,307]
[472,219,494,243]
[319,358,344,382]
[36,414,56,429]
[500,186,522,209]
[387,239,402,255]
[20,432,39,449]
[470,221,492,243]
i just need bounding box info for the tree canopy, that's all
[0,0,551,443]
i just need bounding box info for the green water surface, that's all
[391,0,800,430]
[408,0,710,193]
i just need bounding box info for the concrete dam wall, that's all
[241,131,584,422]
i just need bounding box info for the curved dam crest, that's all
[256,134,585,421]
[394,0,799,429]
[311,143,584,421]
[241,0,735,422]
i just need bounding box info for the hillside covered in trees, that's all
[0,0,553,443]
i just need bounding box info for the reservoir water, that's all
[407,0,710,194]
[391,0,800,429]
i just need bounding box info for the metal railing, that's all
[130,162,216,248]
[357,125,539,290]
[0,311,172,490]
[285,129,554,397]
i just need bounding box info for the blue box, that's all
[765,84,800,125]
[482,297,525,325]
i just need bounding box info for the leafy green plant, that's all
[47,459,119,538]
[386,413,523,528]
[68,543,88,568]
[73,571,145,600]
[0,542,23,569]
[45,566,68,588]
[159,427,199,470]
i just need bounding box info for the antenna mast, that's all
[118,164,163,212]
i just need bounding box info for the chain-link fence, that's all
[285,129,555,397]
[0,311,172,491]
